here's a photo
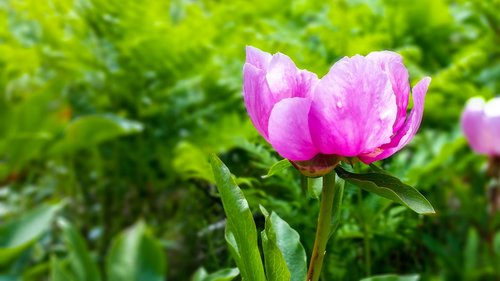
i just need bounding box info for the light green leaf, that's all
[360,274,420,281]
[192,268,209,281]
[260,206,307,281]
[263,159,292,178]
[49,115,143,155]
[209,154,266,281]
[50,257,73,281]
[203,268,239,281]
[0,203,61,265]
[191,267,240,281]
[106,221,166,281]
[260,205,289,281]
[335,167,435,215]
[59,220,102,281]
[261,228,289,281]
[494,231,500,255]
[173,142,214,183]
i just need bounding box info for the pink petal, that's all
[359,77,431,163]
[268,98,318,161]
[366,51,403,64]
[309,55,397,157]
[483,97,500,155]
[388,62,410,133]
[243,63,274,140]
[266,53,300,100]
[367,51,410,133]
[243,46,319,142]
[297,70,319,99]
[265,53,318,100]
[460,97,489,154]
[245,46,272,70]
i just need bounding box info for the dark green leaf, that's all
[368,164,390,175]
[106,221,166,281]
[360,274,420,281]
[335,167,435,215]
[22,260,52,281]
[464,228,479,277]
[209,154,266,281]
[59,220,102,281]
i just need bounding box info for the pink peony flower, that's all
[461,97,500,156]
[243,46,431,164]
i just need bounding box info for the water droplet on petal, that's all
[336,101,343,108]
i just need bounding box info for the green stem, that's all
[306,172,338,281]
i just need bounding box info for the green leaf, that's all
[260,206,307,281]
[49,115,143,155]
[192,268,209,281]
[106,221,166,281]
[0,203,61,265]
[203,268,239,281]
[22,260,52,281]
[191,267,240,281]
[59,220,102,281]
[209,154,266,281]
[173,142,214,183]
[263,159,292,178]
[335,167,435,215]
[50,257,73,281]
[360,274,420,281]
[464,227,479,278]
[494,231,500,256]
[261,228,289,281]
[260,207,289,281]
[368,164,391,175]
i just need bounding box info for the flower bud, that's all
[461,97,500,156]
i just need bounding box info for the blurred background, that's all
[0,0,499,280]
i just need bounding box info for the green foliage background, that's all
[0,0,498,280]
